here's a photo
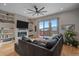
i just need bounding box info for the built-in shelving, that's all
[0,10,15,42]
[28,21,36,38]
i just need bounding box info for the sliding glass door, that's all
[39,18,59,37]
[39,20,49,36]
[50,18,59,35]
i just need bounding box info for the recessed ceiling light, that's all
[60,8,64,10]
[3,3,6,6]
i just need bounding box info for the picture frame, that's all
[61,24,75,31]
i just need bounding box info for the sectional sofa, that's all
[15,34,63,56]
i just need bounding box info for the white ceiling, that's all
[0,3,79,18]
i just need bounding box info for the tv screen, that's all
[17,20,28,29]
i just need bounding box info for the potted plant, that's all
[64,30,79,48]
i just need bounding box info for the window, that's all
[43,20,49,31]
[51,19,58,31]
[39,21,43,31]
[39,18,59,36]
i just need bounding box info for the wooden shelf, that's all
[0,12,15,24]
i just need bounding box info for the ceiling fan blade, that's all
[34,6,37,9]
[41,11,47,12]
[34,6,38,12]
[39,7,45,11]
[27,9,35,12]
[40,11,47,13]
[27,12,34,14]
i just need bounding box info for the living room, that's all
[0,3,79,56]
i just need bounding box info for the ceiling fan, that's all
[27,6,47,16]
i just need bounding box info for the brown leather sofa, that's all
[15,34,63,56]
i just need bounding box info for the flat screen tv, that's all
[17,20,28,29]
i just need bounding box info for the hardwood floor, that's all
[61,45,79,56]
[0,41,18,56]
[0,41,79,56]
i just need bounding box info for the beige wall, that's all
[34,8,79,40]
[58,9,79,34]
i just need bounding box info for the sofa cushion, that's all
[46,39,57,49]
[33,40,46,47]
[32,40,39,44]
[32,38,58,49]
